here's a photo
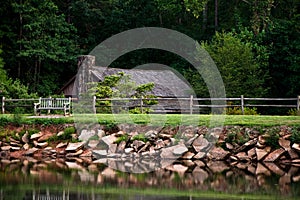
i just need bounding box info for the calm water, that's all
[0,158,299,200]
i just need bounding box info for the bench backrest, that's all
[39,97,70,108]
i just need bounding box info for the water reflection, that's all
[0,158,299,199]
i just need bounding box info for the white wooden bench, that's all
[34,97,71,116]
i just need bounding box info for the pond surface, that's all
[0,158,299,200]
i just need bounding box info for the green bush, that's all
[225,107,259,115]
[115,134,129,144]
[265,128,280,149]
[287,108,300,116]
[290,127,300,143]
[131,133,148,142]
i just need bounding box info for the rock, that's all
[79,129,96,141]
[23,143,30,150]
[56,142,68,148]
[236,152,249,161]
[1,146,11,151]
[247,148,256,159]
[30,132,43,140]
[173,145,188,155]
[38,133,54,142]
[101,135,117,146]
[194,160,206,167]
[10,141,22,147]
[108,143,117,154]
[288,149,299,159]
[279,138,291,151]
[80,150,92,157]
[97,130,105,138]
[65,142,85,152]
[57,131,64,137]
[93,150,108,157]
[11,146,21,151]
[132,140,145,151]
[264,148,285,162]
[117,141,127,153]
[193,151,206,159]
[226,143,234,150]
[36,142,48,148]
[22,132,29,143]
[88,140,99,148]
[192,135,209,152]
[255,148,269,161]
[124,148,134,154]
[234,139,257,153]
[154,139,165,150]
[25,147,39,156]
[145,130,158,139]
[182,151,195,159]
[66,149,83,157]
[207,147,229,160]
[292,143,300,152]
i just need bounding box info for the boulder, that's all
[264,148,285,162]
[79,129,96,141]
[292,143,300,152]
[255,148,269,161]
[173,145,188,155]
[22,132,29,143]
[207,147,229,160]
[66,142,85,152]
[279,137,291,151]
[192,135,209,152]
[30,132,43,140]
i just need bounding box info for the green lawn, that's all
[1,114,299,127]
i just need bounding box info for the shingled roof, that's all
[90,66,192,97]
[59,55,193,98]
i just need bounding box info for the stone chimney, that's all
[75,55,96,97]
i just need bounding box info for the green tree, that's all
[200,31,269,97]
[90,72,156,113]
[13,0,79,94]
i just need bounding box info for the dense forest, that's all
[0,0,299,101]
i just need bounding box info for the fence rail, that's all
[1,95,300,115]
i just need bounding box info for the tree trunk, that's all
[215,0,218,30]
[202,3,208,31]
[18,0,23,78]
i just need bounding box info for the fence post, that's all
[1,96,5,114]
[241,95,245,115]
[92,96,96,113]
[297,95,300,111]
[189,95,193,114]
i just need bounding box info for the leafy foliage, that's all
[90,72,156,114]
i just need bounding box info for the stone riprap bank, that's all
[1,124,300,167]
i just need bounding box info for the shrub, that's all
[225,106,259,115]
[290,127,300,143]
[287,108,300,116]
[131,133,148,142]
[115,134,129,144]
[265,128,280,149]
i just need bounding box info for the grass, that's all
[1,114,300,127]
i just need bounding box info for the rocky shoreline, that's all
[1,124,300,169]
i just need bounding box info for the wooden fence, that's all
[2,95,300,115]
